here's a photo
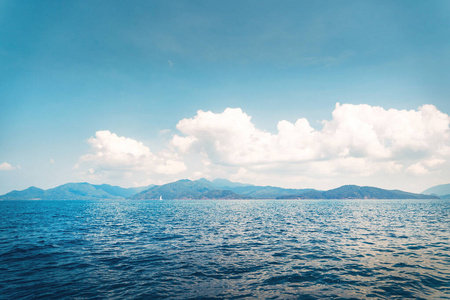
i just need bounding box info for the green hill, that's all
[226,185,318,199]
[0,186,45,200]
[277,185,438,199]
[130,179,249,200]
[0,179,440,200]
[0,182,149,200]
[131,179,437,200]
[322,185,437,199]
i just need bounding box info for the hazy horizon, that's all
[0,175,446,196]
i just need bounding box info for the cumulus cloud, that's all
[406,158,446,175]
[79,130,155,170]
[76,130,186,185]
[0,162,17,171]
[173,104,450,165]
[76,104,450,191]
[322,104,450,159]
[171,104,450,189]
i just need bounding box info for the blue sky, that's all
[1,0,449,194]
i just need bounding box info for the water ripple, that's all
[0,199,449,299]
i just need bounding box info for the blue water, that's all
[0,199,449,299]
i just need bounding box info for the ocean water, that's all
[0,199,449,299]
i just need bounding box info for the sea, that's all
[0,199,449,299]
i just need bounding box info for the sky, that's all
[1,0,449,194]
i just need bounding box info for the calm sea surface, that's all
[0,199,449,299]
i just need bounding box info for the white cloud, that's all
[173,104,450,165]
[76,130,186,186]
[79,130,154,170]
[406,157,446,175]
[171,104,450,190]
[159,129,171,135]
[0,162,16,171]
[76,104,450,191]
[406,163,429,175]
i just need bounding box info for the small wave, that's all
[0,199,449,299]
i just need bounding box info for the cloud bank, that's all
[76,104,450,191]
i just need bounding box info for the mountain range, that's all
[422,184,450,199]
[0,179,443,200]
[130,179,250,200]
[0,182,152,201]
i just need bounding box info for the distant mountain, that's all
[211,178,253,188]
[321,185,436,199]
[0,186,45,200]
[0,183,150,200]
[278,185,439,199]
[130,179,249,200]
[93,184,153,198]
[422,184,450,196]
[209,178,319,198]
[0,180,439,200]
[225,185,319,199]
[44,183,118,200]
[130,179,437,200]
[224,183,437,200]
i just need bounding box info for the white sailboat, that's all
[159,195,163,200]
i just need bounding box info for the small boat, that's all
[159,195,163,200]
